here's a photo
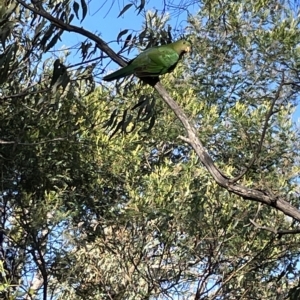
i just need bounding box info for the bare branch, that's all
[250,219,300,236]
[0,88,49,101]
[0,138,67,145]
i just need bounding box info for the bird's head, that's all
[173,40,191,55]
[182,40,191,53]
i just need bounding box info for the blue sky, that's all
[62,1,144,51]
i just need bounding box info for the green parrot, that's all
[103,40,191,81]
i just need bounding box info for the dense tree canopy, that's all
[1,0,300,299]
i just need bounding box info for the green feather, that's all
[103,40,191,82]
[102,63,136,81]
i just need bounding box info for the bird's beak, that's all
[186,46,191,53]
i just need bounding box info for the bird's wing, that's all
[133,47,179,77]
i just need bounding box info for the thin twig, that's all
[0,138,67,145]
[250,219,300,236]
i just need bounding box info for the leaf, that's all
[50,59,63,87]
[44,31,62,52]
[80,0,88,22]
[117,29,129,44]
[103,109,119,128]
[87,43,97,60]
[69,13,75,23]
[137,97,155,122]
[122,114,134,133]
[127,35,136,54]
[0,52,7,70]
[109,119,123,139]
[80,41,92,60]
[73,2,80,20]
[138,29,147,45]
[60,71,70,91]
[117,3,133,18]
[123,33,132,50]
[167,24,172,42]
[132,95,149,110]
[0,25,12,49]
[136,0,145,15]
[52,2,62,14]
[138,105,154,122]
[0,43,15,84]
[121,109,128,126]
[34,20,47,39]
[142,115,156,132]
[40,24,56,51]
[289,286,300,300]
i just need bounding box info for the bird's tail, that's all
[103,64,134,81]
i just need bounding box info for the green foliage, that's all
[0,0,300,299]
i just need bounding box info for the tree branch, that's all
[250,219,300,236]
[0,138,67,145]
[16,0,127,68]
[155,82,300,221]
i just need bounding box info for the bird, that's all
[103,40,191,81]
